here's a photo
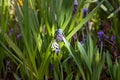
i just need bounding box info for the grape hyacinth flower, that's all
[56,34,63,42]
[83,8,89,31]
[97,30,104,38]
[97,30,108,47]
[110,35,115,44]
[73,33,77,40]
[80,35,86,45]
[83,8,88,18]
[73,0,78,15]
[56,29,63,42]
[51,40,60,53]
[16,34,22,40]
[97,30,108,40]
[49,63,54,70]
[9,28,14,36]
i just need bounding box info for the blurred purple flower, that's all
[97,30,108,40]
[73,0,78,15]
[16,34,22,40]
[97,30,108,47]
[85,22,89,30]
[9,28,14,36]
[83,8,88,18]
[56,34,63,42]
[56,49,60,53]
[73,33,77,40]
[111,35,115,43]
[56,29,63,42]
[50,63,54,70]
[80,35,86,45]
[83,8,89,30]
[97,30,104,38]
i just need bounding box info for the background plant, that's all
[0,0,120,80]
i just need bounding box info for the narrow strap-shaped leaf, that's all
[96,53,105,80]
[0,40,22,64]
[65,72,73,80]
[106,52,114,80]
[4,34,24,61]
[62,36,86,80]
[88,35,94,65]
[77,41,92,74]
[117,65,120,80]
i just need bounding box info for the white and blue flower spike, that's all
[51,40,60,53]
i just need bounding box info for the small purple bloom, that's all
[111,35,115,43]
[83,8,88,14]
[97,30,104,47]
[56,49,60,53]
[56,29,63,42]
[97,30,104,38]
[97,30,108,39]
[9,28,14,36]
[56,34,63,42]
[72,6,77,15]
[73,33,77,40]
[83,8,89,30]
[83,8,88,18]
[16,34,22,40]
[50,63,54,70]
[104,35,109,39]
[80,35,86,45]
[97,30,108,47]
[85,22,89,30]
[73,0,78,15]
